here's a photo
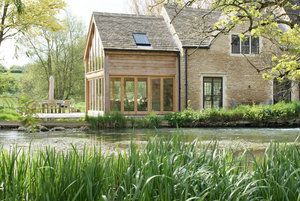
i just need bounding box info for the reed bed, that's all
[0,137,299,201]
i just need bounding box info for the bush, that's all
[165,101,300,127]
[86,112,126,129]
[0,108,20,121]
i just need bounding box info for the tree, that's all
[0,64,6,72]
[0,0,65,48]
[9,65,23,73]
[0,73,18,95]
[20,13,86,101]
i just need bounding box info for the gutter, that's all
[184,48,188,109]
[177,52,181,111]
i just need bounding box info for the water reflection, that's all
[0,128,299,151]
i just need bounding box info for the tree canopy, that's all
[20,13,86,101]
[0,0,65,47]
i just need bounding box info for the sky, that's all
[0,0,130,68]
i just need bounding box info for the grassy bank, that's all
[0,137,299,200]
[86,101,300,129]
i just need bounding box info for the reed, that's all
[0,137,299,200]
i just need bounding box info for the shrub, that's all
[144,112,162,128]
[86,112,126,130]
[165,101,300,127]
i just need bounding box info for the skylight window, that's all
[133,33,151,46]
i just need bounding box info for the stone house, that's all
[84,5,300,116]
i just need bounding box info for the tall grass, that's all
[0,137,299,200]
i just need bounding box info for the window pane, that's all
[213,78,222,96]
[231,35,240,54]
[137,78,148,111]
[95,79,98,110]
[203,77,223,109]
[163,78,173,111]
[241,35,250,54]
[124,78,135,111]
[151,79,161,111]
[133,33,151,46]
[89,81,92,110]
[251,37,259,54]
[110,78,121,111]
[99,78,102,111]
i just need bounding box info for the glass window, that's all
[241,35,250,54]
[137,78,148,111]
[110,78,121,111]
[163,78,173,111]
[151,79,161,111]
[124,78,135,111]
[251,37,260,54]
[203,77,223,109]
[231,35,240,54]
[231,34,260,55]
[132,33,151,46]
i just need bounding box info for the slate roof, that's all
[93,12,179,52]
[164,5,221,47]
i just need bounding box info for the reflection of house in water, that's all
[84,5,300,116]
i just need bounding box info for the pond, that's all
[0,128,299,152]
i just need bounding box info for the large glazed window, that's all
[203,77,223,109]
[110,78,121,111]
[88,78,103,111]
[109,76,175,114]
[86,27,103,73]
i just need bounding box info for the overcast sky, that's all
[0,0,130,68]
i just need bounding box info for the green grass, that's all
[0,137,299,200]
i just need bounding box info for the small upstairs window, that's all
[231,34,260,55]
[133,33,151,46]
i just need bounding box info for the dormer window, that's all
[133,33,151,46]
[231,34,260,55]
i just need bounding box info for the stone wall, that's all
[180,33,274,111]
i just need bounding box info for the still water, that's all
[0,128,299,151]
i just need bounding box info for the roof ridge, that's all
[93,12,163,20]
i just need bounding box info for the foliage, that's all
[20,13,86,101]
[0,0,65,47]
[9,65,24,73]
[0,138,300,200]
[87,112,163,129]
[165,101,300,127]
[17,95,39,131]
[0,64,7,73]
[0,108,20,121]
[86,112,127,129]
[0,73,19,95]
